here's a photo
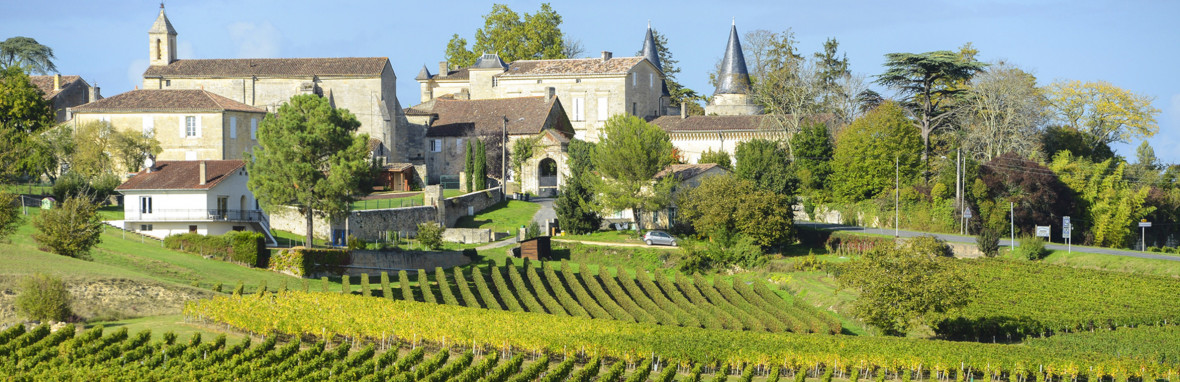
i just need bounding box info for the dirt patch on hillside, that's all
[0,277,214,324]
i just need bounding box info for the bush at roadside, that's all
[16,273,72,322]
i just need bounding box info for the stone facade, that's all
[417,52,666,142]
[268,188,503,242]
[29,74,100,123]
[519,130,570,196]
[140,6,411,163]
[650,115,787,165]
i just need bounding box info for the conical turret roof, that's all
[149,5,177,35]
[713,24,751,96]
[415,64,432,80]
[641,25,661,72]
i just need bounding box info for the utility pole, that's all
[1010,201,1014,251]
[957,148,962,235]
[502,116,508,200]
[895,155,899,237]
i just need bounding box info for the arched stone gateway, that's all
[519,130,570,197]
[538,157,559,194]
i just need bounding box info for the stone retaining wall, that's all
[268,188,505,242]
[340,249,472,277]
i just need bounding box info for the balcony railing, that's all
[125,209,266,223]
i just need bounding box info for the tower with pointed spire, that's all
[148,4,177,66]
[640,23,671,113]
[705,22,761,116]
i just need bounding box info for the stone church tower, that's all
[704,23,761,116]
[148,4,177,67]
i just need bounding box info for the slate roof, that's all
[714,24,752,95]
[649,115,774,132]
[382,163,415,171]
[500,57,645,77]
[425,97,571,137]
[655,163,726,180]
[28,75,83,100]
[143,57,388,77]
[117,160,245,191]
[72,89,265,113]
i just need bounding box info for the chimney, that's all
[53,74,61,91]
[681,104,687,119]
[601,51,612,61]
[89,84,101,102]
[199,161,207,185]
[438,61,449,78]
[545,87,555,103]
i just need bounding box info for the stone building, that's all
[410,94,573,195]
[71,89,267,169]
[651,23,782,164]
[414,26,669,142]
[29,74,101,123]
[138,5,412,163]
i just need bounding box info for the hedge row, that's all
[268,247,350,277]
[164,232,267,267]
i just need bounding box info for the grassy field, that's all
[87,314,248,343]
[454,200,540,234]
[1042,250,1180,278]
[558,230,642,244]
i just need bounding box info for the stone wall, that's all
[340,249,472,277]
[443,187,502,227]
[268,206,332,241]
[442,228,493,244]
[339,206,436,241]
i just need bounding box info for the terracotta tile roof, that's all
[71,89,265,113]
[117,160,245,191]
[649,115,777,132]
[382,163,414,171]
[426,97,571,137]
[28,75,83,100]
[429,67,470,81]
[655,163,727,180]
[499,57,645,77]
[143,57,388,77]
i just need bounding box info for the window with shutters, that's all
[573,97,585,121]
[185,116,197,137]
[229,117,237,138]
[432,139,442,152]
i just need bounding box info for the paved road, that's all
[799,221,1180,262]
[531,197,557,225]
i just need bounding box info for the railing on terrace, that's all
[124,209,266,222]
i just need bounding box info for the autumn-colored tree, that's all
[1049,151,1154,248]
[1046,80,1159,152]
[959,63,1047,161]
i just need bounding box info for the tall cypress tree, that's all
[464,140,474,192]
[473,139,487,191]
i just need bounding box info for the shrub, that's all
[268,247,351,277]
[0,191,20,243]
[228,232,267,267]
[417,222,444,250]
[51,172,89,202]
[1015,235,1049,260]
[679,236,765,273]
[341,275,351,294]
[31,197,103,260]
[166,231,267,267]
[795,225,832,248]
[906,235,953,258]
[16,273,72,321]
[89,173,121,203]
[360,273,371,297]
[525,222,541,240]
[347,235,366,250]
[977,227,1002,257]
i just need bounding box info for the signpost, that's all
[1139,219,1152,251]
[1035,226,1050,238]
[962,208,972,235]
[1062,216,1071,253]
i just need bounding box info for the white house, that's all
[115,159,275,244]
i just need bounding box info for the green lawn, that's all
[1041,250,1180,278]
[558,230,642,244]
[454,200,540,235]
[351,189,466,210]
[87,314,248,343]
[271,229,330,247]
[0,183,52,196]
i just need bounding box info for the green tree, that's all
[0,191,20,243]
[417,222,444,250]
[474,139,487,191]
[554,139,600,234]
[591,114,676,230]
[734,138,796,196]
[70,121,117,178]
[15,273,71,322]
[678,174,794,248]
[444,3,578,67]
[837,236,974,335]
[464,140,474,191]
[246,94,371,247]
[0,66,54,179]
[696,148,732,171]
[831,102,922,202]
[29,124,73,183]
[959,62,1047,161]
[1041,125,1114,162]
[0,37,57,75]
[31,197,103,260]
[791,121,833,193]
[876,50,986,172]
[111,128,162,173]
[1046,80,1160,151]
[1049,152,1154,248]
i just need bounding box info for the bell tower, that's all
[148,4,177,66]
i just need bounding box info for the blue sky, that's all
[4,0,1177,164]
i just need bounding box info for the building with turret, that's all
[414,26,669,142]
[138,5,413,163]
[652,23,783,165]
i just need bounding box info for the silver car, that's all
[643,230,677,246]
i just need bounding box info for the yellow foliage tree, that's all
[1046,80,1159,151]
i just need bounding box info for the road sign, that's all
[1063,216,1070,227]
[1139,221,1152,228]
[963,208,972,219]
[1035,226,1051,238]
